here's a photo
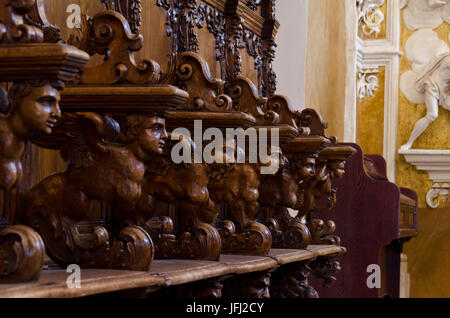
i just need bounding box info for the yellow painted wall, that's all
[305,0,347,142]
[403,205,450,298]
[357,66,385,156]
[396,11,450,298]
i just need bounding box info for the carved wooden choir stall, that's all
[311,144,418,298]
[0,0,361,298]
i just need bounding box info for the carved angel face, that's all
[136,116,168,155]
[17,83,61,135]
[299,156,316,179]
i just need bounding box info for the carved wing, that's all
[31,112,120,169]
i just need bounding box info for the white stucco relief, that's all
[402,0,450,30]
[399,2,450,208]
[357,0,386,36]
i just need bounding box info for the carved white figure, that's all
[402,0,450,30]
[401,53,450,150]
[400,29,450,150]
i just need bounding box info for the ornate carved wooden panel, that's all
[0,0,357,297]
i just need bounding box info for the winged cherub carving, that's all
[112,134,222,261]
[25,112,168,270]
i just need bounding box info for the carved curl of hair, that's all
[120,112,163,143]
[6,80,65,115]
[0,86,8,114]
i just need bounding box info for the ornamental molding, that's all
[357,67,380,100]
[399,149,450,208]
[347,0,401,181]
[357,0,386,37]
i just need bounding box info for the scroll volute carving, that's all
[225,77,299,144]
[266,95,299,128]
[0,225,45,283]
[225,76,267,120]
[163,51,232,111]
[293,108,330,137]
[68,10,160,85]
[0,85,66,283]
[259,108,330,216]
[0,0,43,43]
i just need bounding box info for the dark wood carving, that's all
[27,0,62,43]
[204,5,227,73]
[178,0,206,53]
[222,270,272,298]
[157,0,276,96]
[261,38,276,97]
[0,0,358,296]
[259,152,317,249]
[69,10,160,85]
[0,0,89,283]
[162,51,232,112]
[114,138,222,261]
[160,52,273,256]
[210,162,272,255]
[270,261,319,298]
[302,145,356,245]
[244,29,263,92]
[271,254,342,298]
[261,0,277,97]
[26,112,160,270]
[0,0,43,43]
[247,0,262,11]
[309,256,342,289]
[102,0,142,34]
[23,10,186,271]
[253,106,345,249]
[225,15,245,80]
[0,224,45,283]
[173,277,226,298]
[156,0,206,53]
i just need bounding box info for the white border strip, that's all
[350,0,402,182]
